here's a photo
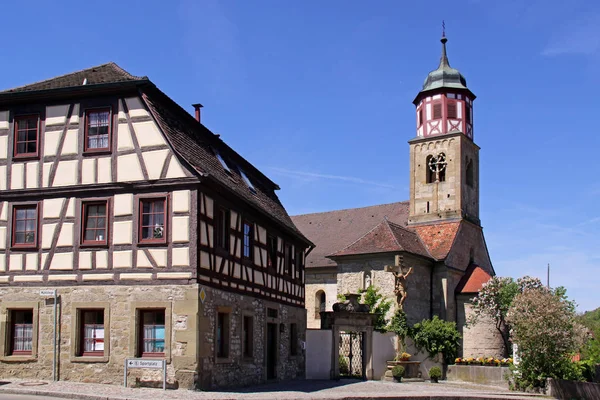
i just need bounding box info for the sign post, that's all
[40,290,57,381]
[124,359,167,390]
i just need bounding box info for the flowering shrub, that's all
[453,356,513,366]
[469,276,545,357]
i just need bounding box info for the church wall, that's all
[335,254,431,326]
[305,269,336,329]
[445,221,493,274]
[456,294,504,358]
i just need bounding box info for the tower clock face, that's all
[428,153,447,173]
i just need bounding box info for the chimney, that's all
[192,103,203,123]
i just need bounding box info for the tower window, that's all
[418,108,424,127]
[426,153,447,183]
[433,103,442,119]
[447,102,457,119]
[465,104,471,125]
[466,159,474,187]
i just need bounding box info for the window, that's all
[295,249,303,280]
[267,234,277,269]
[12,205,38,248]
[447,102,457,119]
[316,291,326,318]
[215,207,229,250]
[418,108,423,127]
[284,243,293,276]
[82,201,108,245]
[290,323,298,356]
[242,315,253,358]
[243,221,253,259]
[239,169,256,193]
[433,103,442,119]
[465,104,471,125]
[139,198,166,243]
[10,310,33,355]
[216,312,229,358]
[466,159,474,187]
[215,151,231,173]
[139,310,165,357]
[13,115,39,158]
[426,155,435,184]
[80,310,104,356]
[84,109,111,151]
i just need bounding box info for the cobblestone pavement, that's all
[0,379,551,400]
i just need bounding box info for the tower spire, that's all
[439,21,450,68]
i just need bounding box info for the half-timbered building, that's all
[0,63,312,389]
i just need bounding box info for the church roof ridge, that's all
[386,220,433,259]
[327,219,389,257]
[292,200,409,218]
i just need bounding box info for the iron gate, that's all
[338,331,364,379]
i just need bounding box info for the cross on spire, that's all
[442,20,446,38]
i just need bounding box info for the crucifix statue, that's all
[384,255,414,310]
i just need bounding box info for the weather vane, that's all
[442,20,446,38]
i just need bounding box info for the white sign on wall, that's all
[126,359,163,369]
[39,289,56,296]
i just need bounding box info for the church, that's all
[292,35,503,357]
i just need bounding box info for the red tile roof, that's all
[329,219,431,258]
[455,264,492,294]
[291,202,410,268]
[412,221,461,260]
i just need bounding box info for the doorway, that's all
[266,323,277,380]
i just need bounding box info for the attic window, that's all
[215,151,231,173]
[239,169,256,193]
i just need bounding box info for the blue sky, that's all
[1,0,598,311]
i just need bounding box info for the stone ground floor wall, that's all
[446,365,509,387]
[0,284,200,389]
[0,284,306,391]
[197,285,306,389]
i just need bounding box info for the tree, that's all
[359,285,393,333]
[410,316,461,364]
[468,275,544,357]
[507,287,588,389]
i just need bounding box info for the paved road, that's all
[0,395,64,400]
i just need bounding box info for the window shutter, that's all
[447,103,457,119]
[433,103,442,119]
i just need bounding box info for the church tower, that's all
[408,34,480,226]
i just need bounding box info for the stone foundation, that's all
[0,284,306,390]
[446,365,509,387]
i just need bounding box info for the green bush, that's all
[339,356,349,374]
[429,366,442,380]
[392,365,405,379]
[411,316,461,364]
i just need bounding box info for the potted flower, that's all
[454,357,462,365]
[429,366,442,383]
[391,365,405,383]
[398,352,411,361]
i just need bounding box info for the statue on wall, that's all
[384,255,414,310]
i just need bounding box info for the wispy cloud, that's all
[576,216,600,227]
[267,167,396,189]
[542,13,600,56]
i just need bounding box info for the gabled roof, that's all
[1,62,147,93]
[0,62,310,245]
[455,264,492,294]
[329,219,431,259]
[141,88,310,244]
[291,202,410,268]
[412,221,461,260]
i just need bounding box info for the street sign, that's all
[124,359,167,390]
[39,289,56,296]
[126,359,163,369]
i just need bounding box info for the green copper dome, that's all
[421,37,468,92]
